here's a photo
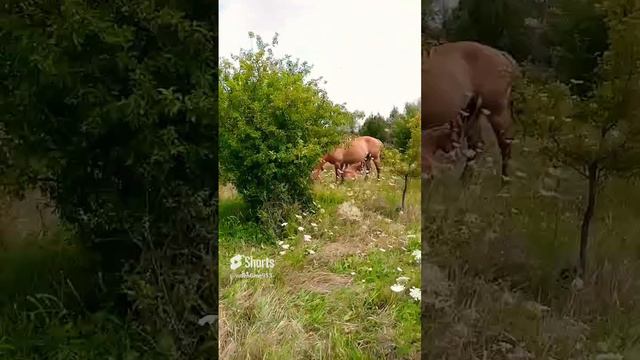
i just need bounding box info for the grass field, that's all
[424,123,640,359]
[219,169,422,359]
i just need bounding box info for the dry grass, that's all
[285,271,353,294]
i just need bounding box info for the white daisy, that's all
[409,287,421,301]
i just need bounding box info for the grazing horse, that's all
[338,136,383,183]
[311,136,384,183]
[423,41,520,182]
[311,148,345,181]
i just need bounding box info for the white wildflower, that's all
[409,287,421,301]
[303,234,312,242]
[411,250,421,262]
[281,244,290,250]
[279,251,286,255]
[390,284,405,293]
[281,222,288,227]
[396,276,410,283]
[298,226,304,231]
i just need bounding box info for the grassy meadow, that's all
[219,168,421,359]
[424,122,640,359]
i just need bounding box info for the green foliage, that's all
[545,0,609,97]
[359,101,420,152]
[386,115,421,178]
[219,33,353,225]
[540,0,640,178]
[445,0,535,61]
[513,73,574,141]
[359,113,390,143]
[0,0,217,357]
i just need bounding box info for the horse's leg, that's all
[335,162,344,183]
[459,106,485,183]
[339,163,348,184]
[487,109,513,185]
[373,156,381,180]
[364,157,372,180]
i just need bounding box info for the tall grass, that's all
[0,195,169,359]
[424,135,640,359]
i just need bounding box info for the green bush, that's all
[0,1,217,357]
[219,33,354,226]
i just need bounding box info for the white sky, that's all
[219,0,420,121]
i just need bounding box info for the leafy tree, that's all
[389,106,401,122]
[386,115,421,211]
[545,0,609,97]
[360,113,390,143]
[219,33,353,226]
[0,0,217,356]
[352,110,366,134]
[389,101,421,153]
[404,101,420,120]
[445,0,535,62]
[391,118,412,153]
[531,0,640,276]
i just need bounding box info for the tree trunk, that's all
[579,163,598,277]
[401,174,409,211]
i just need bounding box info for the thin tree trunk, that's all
[401,174,409,211]
[579,163,598,277]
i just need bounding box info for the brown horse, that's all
[311,148,345,181]
[423,41,520,182]
[311,136,384,183]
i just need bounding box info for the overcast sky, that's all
[219,0,420,121]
